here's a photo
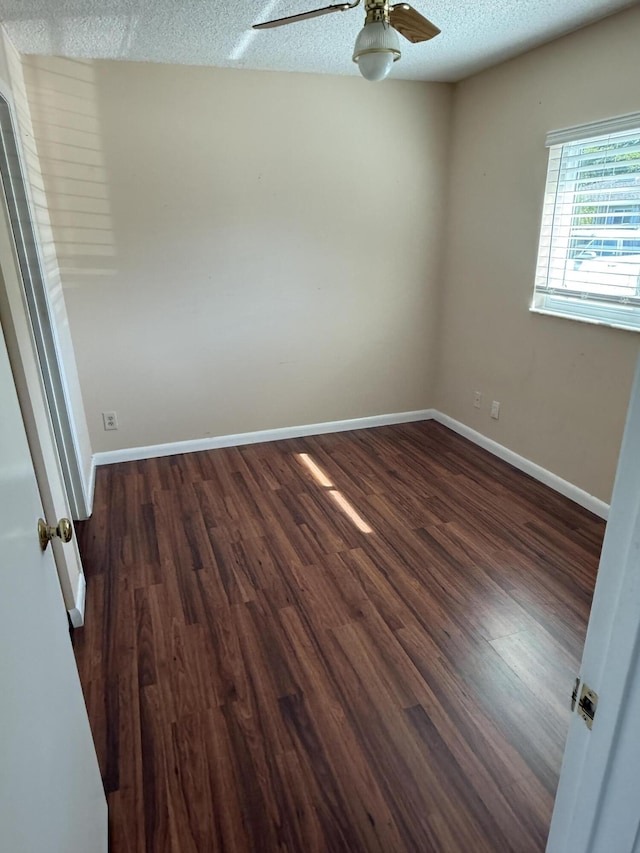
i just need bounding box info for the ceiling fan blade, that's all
[253,3,354,29]
[390,4,440,43]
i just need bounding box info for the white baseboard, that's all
[92,409,437,466]
[92,407,609,520]
[68,572,86,628]
[431,411,609,520]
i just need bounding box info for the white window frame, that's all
[531,112,640,333]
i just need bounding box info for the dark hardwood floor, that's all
[73,421,605,852]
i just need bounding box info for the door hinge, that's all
[572,678,598,730]
[571,676,580,712]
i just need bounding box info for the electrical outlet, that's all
[102,411,118,431]
[490,401,500,420]
[474,391,482,409]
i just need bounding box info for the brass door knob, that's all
[38,517,73,551]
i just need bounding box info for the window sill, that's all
[530,306,640,334]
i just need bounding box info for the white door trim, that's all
[0,92,91,519]
[0,79,87,619]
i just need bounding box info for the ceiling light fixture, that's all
[353,20,400,81]
[353,1,400,82]
[253,0,440,84]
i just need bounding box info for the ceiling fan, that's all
[253,0,440,82]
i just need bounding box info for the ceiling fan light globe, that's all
[357,52,396,81]
[353,21,401,82]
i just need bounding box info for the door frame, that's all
[0,91,90,520]
[0,69,87,622]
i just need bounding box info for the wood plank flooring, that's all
[73,421,605,852]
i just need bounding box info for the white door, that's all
[0,318,107,852]
[547,354,640,853]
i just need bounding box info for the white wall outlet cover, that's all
[474,391,482,409]
[102,411,118,431]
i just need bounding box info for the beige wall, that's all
[22,58,452,452]
[436,6,640,504]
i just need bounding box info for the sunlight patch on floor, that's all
[297,451,373,534]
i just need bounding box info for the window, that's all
[532,112,640,332]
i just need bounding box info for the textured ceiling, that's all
[0,0,635,82]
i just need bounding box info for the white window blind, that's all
[532,116,640,332]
